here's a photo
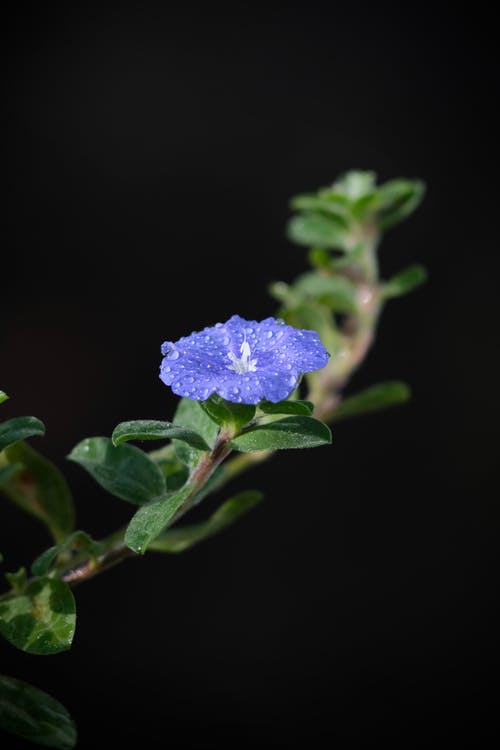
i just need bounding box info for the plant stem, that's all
[58,430,234,587]
[56,228,382,587]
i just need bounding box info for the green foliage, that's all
[287,170,424,252]
[383,264,428,299]
[0,575,76,655]
[231,415,331,452]
[0,391,10,405]
[200,395,256,432]
[332,381,411,421]
[125,484,193,553]
[259,400,314,416]
[287,212,348,250]
[150,490,264,553]
[0,416,45,452]
[377,179,426,229]
[270,271,357,314]
[0,674,76,749]
[68,437,166,505]
[31,531,101,577]
[0,442,74,543]
[172,398,218,468]
[112,419,211,451]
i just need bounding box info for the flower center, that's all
[227,340,258,374]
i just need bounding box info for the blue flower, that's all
[160,315,329,405]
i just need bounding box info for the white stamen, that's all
[227,339,258,374]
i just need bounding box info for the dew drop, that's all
[168,349,180,360]
[266,330,273,338]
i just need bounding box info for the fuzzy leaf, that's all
[259,400,314,416]
[150,490,264,553]
[383,264,427,298]
[0,442,74,543]
[68,437,166,506]
[0,674,77,749]
[172,398,218,467]
[377,179,425,229]
[332,381,411,421]
[0,576,76,655]
[287,212,348,249]
[0,417,45,452]
[200,395,255,431]
[292,271,357,312]
[112,420,210,451]
[125,484,193,554]
[231,415,331,451]
[31,531,101,577]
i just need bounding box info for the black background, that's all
[1,3,499,748]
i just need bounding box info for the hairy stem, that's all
[59,431,234,587]
[52,228,382,587]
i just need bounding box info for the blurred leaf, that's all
[0,575,76,655]
[308,247,332,269]
[383,264,427,298]
[0,391,8,405]
[4,567,27,594]
[0,464,22,485]
[333,170,377,199]
[68,437,165,506]
[377,179,425,229]
[259,400,314,416]
[332,381,411,421]
[287,212,348,249]
[0,417,45,452]
[293,271,357,312]
[173,398,218,467]
[231,416,331,451]
[124,484,193,554]
[150,490,264,553]
[0,674,77,749]
[352,191,381,219]
[289,194,350,223]
[111,420,210,451]
[31,531,101,577]
[200,395,255,431]
[1,442,74,543]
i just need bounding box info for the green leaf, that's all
[259,400,314,416]
[67,437,166,506]
[0,391,8,405]
[0,674,77,749]
[0,576,76,655]
[287,212,348,249]
[0,416,45,452]
[231,415,331,452]
[31,531,101,577]
[0,442,75,543]
[200,395,255,431]
[150,490,264,553]
[332,381,411,421]
[292,271,357,312]
[172,398,218,467]
[111,419,210,451]
[332,170,377,199]
[289,194,350,223]
[124,484,193,554]
[383,264,427,298]
[377,179,425,229]
[4,567,28,594]
[0,464,22,485]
